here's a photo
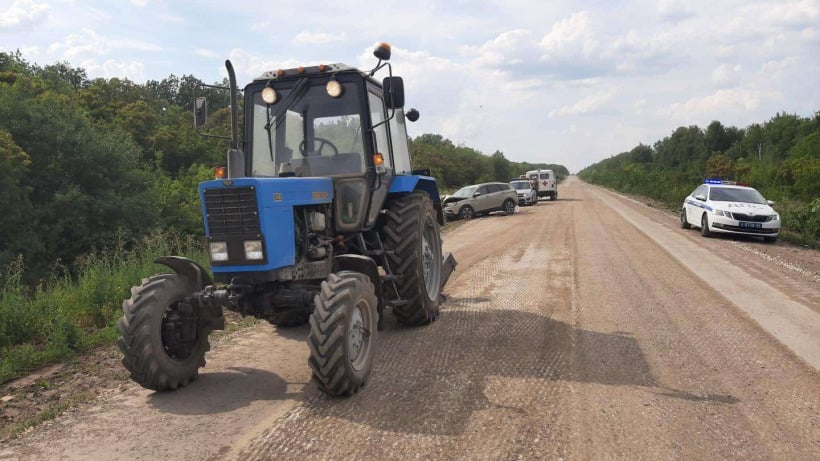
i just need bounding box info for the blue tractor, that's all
[117,43,456,396]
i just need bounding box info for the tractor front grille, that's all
[203,187,261,236]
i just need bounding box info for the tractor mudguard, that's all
[389,175,445,226]
[154,256,214,290]
[441,251,457,292]
[333,254,385,328]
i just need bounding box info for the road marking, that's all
[590,186,820,371]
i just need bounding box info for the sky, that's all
[1,0,819,173]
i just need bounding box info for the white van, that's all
[525,169,558,200]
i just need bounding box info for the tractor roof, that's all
[254,63,362,82]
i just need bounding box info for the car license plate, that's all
[739,222,762,229]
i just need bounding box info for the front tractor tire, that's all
[383,191,443,326]
[117,274,211,391]
[308,271,378,396]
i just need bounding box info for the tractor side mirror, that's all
[194,97,208,128]
[383,76,405,109]
[406,108,420,122]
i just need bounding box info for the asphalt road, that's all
[2,177,818,460]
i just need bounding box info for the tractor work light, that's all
[244,240,264,260]
[261,86,278,104]
[373,152,384,166]
[326,79,343,98]
[209,241,229,262]
[214,166,226,179]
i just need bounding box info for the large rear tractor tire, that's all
[117,274,211,391]
[308,271,377,396]
[382,191,443,326]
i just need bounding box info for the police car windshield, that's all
[510,181,531,190]
[709,187,766,204]
[452,186,478,198]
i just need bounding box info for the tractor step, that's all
[386,299,408,308]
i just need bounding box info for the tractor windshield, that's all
[250,79,366,177]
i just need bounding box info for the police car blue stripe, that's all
[686,199,712,212]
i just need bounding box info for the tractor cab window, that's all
[251,79,366,177]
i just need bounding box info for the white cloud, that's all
[0,0,50,31]
[463,29,535,67]
[48,28,110,61]
[740,0,820,27]
[549,89,616,117]
[130,0,149,7]
[657,0,696,22]
[80,58,146,81]
[661,88,762,118]
[293,32,346,45]
[225,48,303,83]
[711,63,742,87]
[539,11,598,60]
[47,29,162,62]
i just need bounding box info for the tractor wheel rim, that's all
[421,222,441,299]
[348,304,368,369]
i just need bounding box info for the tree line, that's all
[0,51,568,285]
[578,114,820,243]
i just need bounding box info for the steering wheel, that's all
[299,137,339,156]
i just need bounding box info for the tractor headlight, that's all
[209,241,229,262]
[244,240,264,260]
[326,79,343,98]
[261,86,278,104]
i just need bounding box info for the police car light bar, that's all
[704,178,736,185]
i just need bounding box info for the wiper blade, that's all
[264,78,310,161]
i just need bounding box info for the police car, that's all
[681,180,780,243]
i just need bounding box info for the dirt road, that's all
[2,177,818,460]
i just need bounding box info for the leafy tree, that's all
[0,74,158,279]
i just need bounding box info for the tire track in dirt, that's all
[237,202,579,460]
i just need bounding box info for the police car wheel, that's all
[700,214,712,237]
[680,208,691,229]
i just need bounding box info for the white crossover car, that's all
[680,180,780,243]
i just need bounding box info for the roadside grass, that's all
[0,391,96,441]
[0,230,207,385]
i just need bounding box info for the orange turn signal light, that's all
[215,166,226,179]
[276,69,285,77]
[297,66,305,74]
[373,153,384,166]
